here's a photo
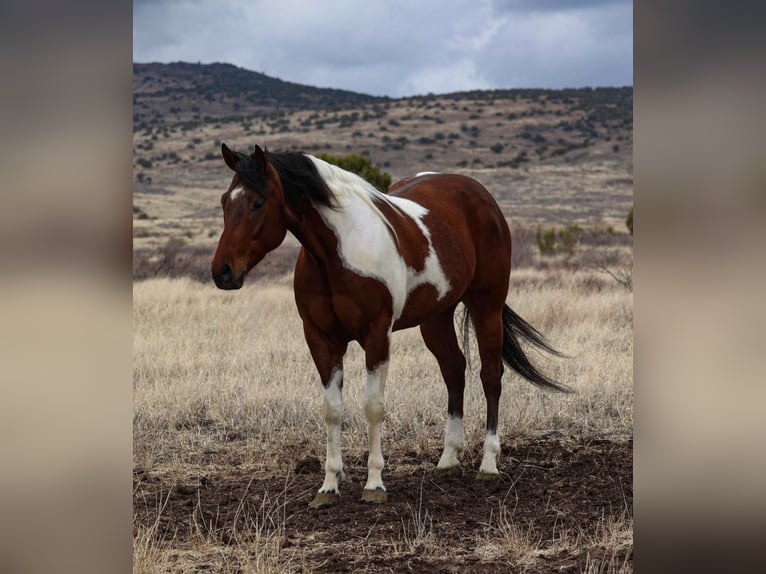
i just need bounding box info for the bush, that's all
[626,206,633,235]
[536,224,582,256]
[133,205,150,220]
[316,152,392,192]
[536,226,556,255]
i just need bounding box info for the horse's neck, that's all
[289,187,390,271]
[284,195,344,267]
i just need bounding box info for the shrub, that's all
[626,206,633,235]
[536,224,582,256]
[536,226,557,255]
[316,152,392,192]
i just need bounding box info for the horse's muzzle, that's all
[212,262,245,290]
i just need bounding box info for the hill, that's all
[133,62,385,127]
[132,62,632,281]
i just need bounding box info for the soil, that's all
[134,432,632,572]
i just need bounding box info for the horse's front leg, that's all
[361,326,391,503]
[313,366,344,505]
[304,323,348,509]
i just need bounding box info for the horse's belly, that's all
[393,282,460,331]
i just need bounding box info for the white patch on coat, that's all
[415,171,439,177]
[318,368,344,494]
[437,414,464,469]
[229,185,245,200]
[306,155,450,321]
[479,431,501,475]
[363,361,388,491]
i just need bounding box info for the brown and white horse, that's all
[212,144,569,508]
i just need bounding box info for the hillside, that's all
[132,62,633,281]
[133,63,631,174]
[133,62,385,126]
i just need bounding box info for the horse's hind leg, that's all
[420,306,467,472]
[463,296,505,476]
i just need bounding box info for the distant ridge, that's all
[133,61,632,133]
[133,62,386,126]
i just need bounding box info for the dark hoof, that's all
[434,466,461,478]
[308,492,339,509]
[476,471,499,481]
[361,489,388,504]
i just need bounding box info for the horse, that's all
[211,143,570,508]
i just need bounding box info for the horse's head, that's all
[211,143,289,289]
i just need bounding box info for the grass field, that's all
[133,259,632,572]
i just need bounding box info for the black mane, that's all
[234,151,336,209]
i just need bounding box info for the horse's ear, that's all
[252,145,268,174]
[221,143,238,171]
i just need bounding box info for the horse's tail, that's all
[461,304,572,393]
[500,304,572,392]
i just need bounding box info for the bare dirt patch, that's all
[134,433,632,572]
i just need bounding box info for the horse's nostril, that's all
[220,263,233,283]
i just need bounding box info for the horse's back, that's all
[390,173,511,259]
[390,173,512,298]
[391,173,505,224]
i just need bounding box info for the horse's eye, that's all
[250,199,264,211]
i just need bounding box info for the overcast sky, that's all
[133,0,632,98]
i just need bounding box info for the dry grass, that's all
[133,266,632,571]
[133,269,631,466]
[133,476,296,573]
[474,504,632,571]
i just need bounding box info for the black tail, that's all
[500,304,571,392]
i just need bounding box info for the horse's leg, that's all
[304,322,348,508]
[464,297,505,477]
[361,324,391,503]
[420,306,467,472]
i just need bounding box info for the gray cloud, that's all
[491,0,630,13]
[133,0,632,97]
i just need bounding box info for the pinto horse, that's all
[212,144,569,508]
